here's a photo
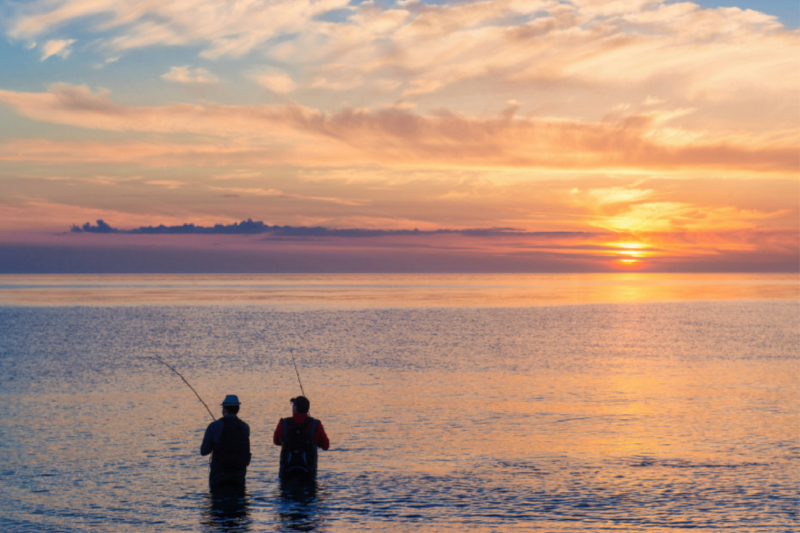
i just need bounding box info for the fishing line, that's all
[145,356,216,421]
[289,348,306,397]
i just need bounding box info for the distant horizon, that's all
[1,271,797,308]
[1,235,797,275]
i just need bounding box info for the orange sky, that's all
[0,0,797,272]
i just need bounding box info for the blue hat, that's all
[221,395,241,406]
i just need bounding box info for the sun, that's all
[608,242,649,267]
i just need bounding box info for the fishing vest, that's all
[279,417,319,478]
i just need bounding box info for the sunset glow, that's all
[0,0,797,273]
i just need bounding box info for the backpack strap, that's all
[282,417,289,439]
[309,418,319,445]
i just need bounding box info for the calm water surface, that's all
[0,273,797,307]
[0,274,797,532]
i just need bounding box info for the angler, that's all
[201,395,252,489]
[273,396,329,479]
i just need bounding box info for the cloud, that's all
[310,69,365,91]
[9,0,351,59]
[278,0,797,110]
[212,170,262,180]
[598,203,791,233]
[161,65,219,84]
[570,186,654,207]
[40,39,75,60]
[252,69,297,94]
[400,79,446,98]
[9,1,796,105]
[0,199,202,232]
[145,180,185,189]
[65,217,595,237]
[565,182,795,233]
[81,175,136,185]
[0,84,796,172]
[207,186,370,206]
[71,219,117,233]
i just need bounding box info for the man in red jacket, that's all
[273,396,329,479]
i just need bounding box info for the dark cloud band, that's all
[70,219,596,239]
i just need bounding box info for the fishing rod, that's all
[289,347,306,397]
[145,356,216,421]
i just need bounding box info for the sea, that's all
[0,273,797,532]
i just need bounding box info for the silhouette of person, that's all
[273,396,329,479]
[201,395,251,489]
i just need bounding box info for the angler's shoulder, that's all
[223,416,250,434]
[203,419,224,439]
[206,418,225,431]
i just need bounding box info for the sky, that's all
[0,0,797,273]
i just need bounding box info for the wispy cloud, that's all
[212,170,262,180]
[40,39,75,60]
[9,0,350,59]
[10,1,796,103]
[0,199,195,232]
[251,69,297,94]
[0,84,796,171]
[571,186,654,207]
[208,187,369,206]
[598,203,791,233]
[145,180,185,189]
[161,65,219,84]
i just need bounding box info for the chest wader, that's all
[280,417,319,479]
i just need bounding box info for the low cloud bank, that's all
[70,219,592,238]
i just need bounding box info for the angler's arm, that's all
[273,419,283,446]
[200,423,216,456]
[315,422,330,451]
